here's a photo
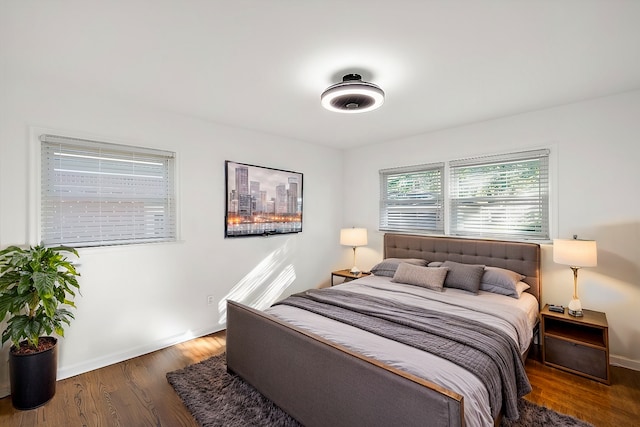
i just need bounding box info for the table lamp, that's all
[340,227,368,274]
[553,235,597,317]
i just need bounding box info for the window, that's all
[40,134,176,247]
[379,163,445,234]
[379,149,550,240]
[449,149,549,240]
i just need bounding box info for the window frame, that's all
[379,162,445,234]
[379,149,551,241]
[38,133,177,248]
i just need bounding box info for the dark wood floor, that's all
[524,346,640,427]
[0,331,638,426]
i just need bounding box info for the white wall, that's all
[2,71,638,403]
[342,90,640,370]
[0,70,345,396]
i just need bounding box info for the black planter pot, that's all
[9,337,58,410]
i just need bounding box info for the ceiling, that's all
[3,1,640,149]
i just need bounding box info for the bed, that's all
[226,234,541,427]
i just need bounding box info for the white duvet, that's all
[265,275,539,427]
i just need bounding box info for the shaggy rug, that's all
[167,353,592,427]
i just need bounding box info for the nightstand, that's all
[331,269,371,286]
[541,304,610,384]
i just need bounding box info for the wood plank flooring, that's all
[0,331,638,426]
[0,333,226,427]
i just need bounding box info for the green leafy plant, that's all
[0,245,80,352]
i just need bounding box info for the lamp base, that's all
[350,266,361,275]
[568,298,583,317]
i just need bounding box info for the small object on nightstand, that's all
[548,304,565,313]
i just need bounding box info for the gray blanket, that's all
[276,288,531,420]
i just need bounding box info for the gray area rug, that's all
[167,353,592,427]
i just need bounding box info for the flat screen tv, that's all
[225,160,303,238]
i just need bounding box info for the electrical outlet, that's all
[207,295,214,305]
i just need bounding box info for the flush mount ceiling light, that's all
[321,73,385,113]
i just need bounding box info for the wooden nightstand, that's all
[541,304,610,384]
[331,269,371,286]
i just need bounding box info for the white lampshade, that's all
[553,239,597,267]
[340,228,368,247]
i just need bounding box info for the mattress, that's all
[265,274,539,427]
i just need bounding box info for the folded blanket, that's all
[276,288,531,420]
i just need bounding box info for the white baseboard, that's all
[0,325,224,399]
[57,325,224,380]
[610,353,640,371]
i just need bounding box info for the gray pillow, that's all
[391,263,449,292]
[442,260,485,293]
[482,280,530,298]
[480,266,526,298]
[370,258,428,277]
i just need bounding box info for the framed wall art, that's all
[225,160,303,238]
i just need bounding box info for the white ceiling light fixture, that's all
[321,73,385,113]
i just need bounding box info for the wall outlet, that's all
[207,295,214,305]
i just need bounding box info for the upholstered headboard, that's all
[384,233,541,303]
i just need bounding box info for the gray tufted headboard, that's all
[384,233,541,303]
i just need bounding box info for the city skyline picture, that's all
[225,160,303,237]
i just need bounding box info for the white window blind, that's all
[449,149,549,240]
[379,163,444,234]
[40,134,176,247]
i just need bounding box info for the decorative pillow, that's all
[515,281,531,297]
[480,266,526,298]
[391,263,449,292]
[427,261,443,267]
[442,260,485,294]
[370,258,428,277]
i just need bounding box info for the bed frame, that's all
[226,234,541,427]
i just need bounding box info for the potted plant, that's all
[0,244,80,410]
